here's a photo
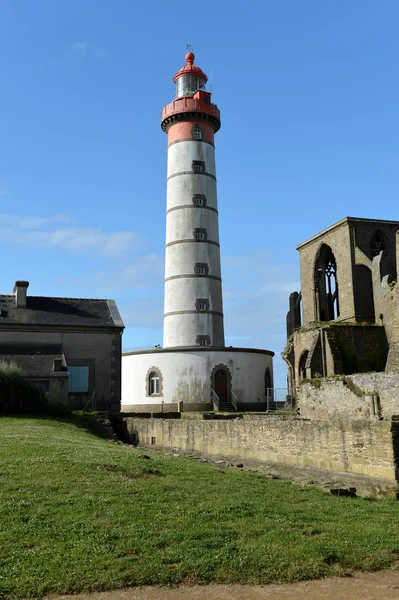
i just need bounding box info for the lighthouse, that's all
[122,52,274,413]
[161,52,224,348]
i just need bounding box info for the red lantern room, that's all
[161,53,221,136]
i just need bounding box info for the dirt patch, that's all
[49,570,399,600]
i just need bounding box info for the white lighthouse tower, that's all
[122,52,274,412]
[162,52,224,348]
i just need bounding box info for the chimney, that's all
[53,359,64,372]
[13,281,29,308]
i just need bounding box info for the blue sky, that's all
[1,1,398,387]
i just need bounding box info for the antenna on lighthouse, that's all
[186,43,194,53]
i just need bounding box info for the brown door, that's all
[215,369,227,402]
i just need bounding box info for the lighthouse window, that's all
[195,228,207,241]
[150,373,160,395]
[146,367,163,397]
[192,160,205,174]
[193,126,203,140]
[196,299,209,312]
[197,335,211,346]
[195,263,209,276]
[193,194,206,207]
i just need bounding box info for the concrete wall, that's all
[124,416,398,482]
[122,348,273,409]
[298,372,399,420]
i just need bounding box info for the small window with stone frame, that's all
[192,160,205,174]
[193,195,206,207]
[197,335,211,347]
[196,298,210,312]
[194,228,207,241]
[193,126,203,140]
[195,263,208,276]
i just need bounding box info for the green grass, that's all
[1,415,399,598]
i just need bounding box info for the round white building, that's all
[122,53,274,412]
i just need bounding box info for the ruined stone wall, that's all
[353,221,398,279]
[299,372,399,420]
[124,416,397,482]
[331,325,388,374]
[299,222,354,326]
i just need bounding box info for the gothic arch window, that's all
[193,125,203,140]
[370,230,386,258]
[298,350,309,381]
[314,244,340,321]
[146,367,163,397]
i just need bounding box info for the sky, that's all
[1,0,399,387]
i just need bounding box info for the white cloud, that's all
[0,213,139,257]
[72,41,110,58]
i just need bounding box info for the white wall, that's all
[122,348,273,408]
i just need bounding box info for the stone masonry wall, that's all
[124,416,397,482]
[299,372,399,421]
[299,222,354,326]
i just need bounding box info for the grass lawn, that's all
[1,415,399,598]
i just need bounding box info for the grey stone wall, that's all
[299,221,354,326]
[299,372,399,420]
[124,416,397,482]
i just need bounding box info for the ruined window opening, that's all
[298,350,309,381]
[371,231,385,257]
[314,244,340,321]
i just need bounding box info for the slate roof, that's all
[0,344,68,378]
[0,296,124,328]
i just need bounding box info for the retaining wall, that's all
[123,416,399,483]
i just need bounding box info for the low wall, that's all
[299,372,399,420]
[124,417,398,483]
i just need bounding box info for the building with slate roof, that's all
[0,281,124,411]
